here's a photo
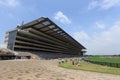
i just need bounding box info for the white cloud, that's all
[0,44,7,48]
[0,0,20,7]
[88,0,98,10]
[54,11,71,24]
[95,22,105,29]
[73,21,120,55]
[88,0,120,10]
[101,0,120,10]
[73,31,90,42]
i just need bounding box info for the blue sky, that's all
[0,0,120,55]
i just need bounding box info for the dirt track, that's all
[0,60,120,80]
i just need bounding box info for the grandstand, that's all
[5,17,86,59]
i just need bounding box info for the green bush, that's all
[83,57,120,68]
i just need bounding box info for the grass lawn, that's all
[59,61,120,75]
[87,56,120,63]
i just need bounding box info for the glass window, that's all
[53,28,59,31]
[48,25,55,29]
[42,21,51,25]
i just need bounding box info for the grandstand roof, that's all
[18,17,86,50]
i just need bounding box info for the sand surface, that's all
[0,59,120,80]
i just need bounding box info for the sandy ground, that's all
[0,59,120,80]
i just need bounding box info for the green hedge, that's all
[83,59,120,68]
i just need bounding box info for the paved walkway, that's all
[0,60,120,80]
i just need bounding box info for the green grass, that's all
[59,61,120,75]
[87,56,120,63]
